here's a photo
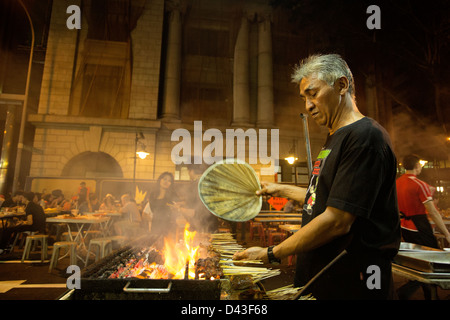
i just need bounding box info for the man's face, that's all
[299,75,342,129]
[415,162,423,175]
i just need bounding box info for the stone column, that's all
[129,0,165,120]
[0,105,15,194]
[161,0,183,121]
[232,15,251,126]
[256,12,274,128]
[38,0,80,115]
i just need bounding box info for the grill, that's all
[63,235,222,300]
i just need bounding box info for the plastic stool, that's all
[85,238,112,267]
[101,235,127,248]
[249,221,266,246]
[48,241,78,272]
[21,234,49,263]
[50,223,67,241]
[62,231,78,241]
[267,231,286,246]
[83,230,102,244]
[11,231,36,253]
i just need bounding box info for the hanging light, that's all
[136,150,150,160]
[135,132,150,160]
[285,139,298,165]
[284,156,298,165]
[419,160,428,167]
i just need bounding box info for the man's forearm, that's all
[257,182,307,204]
[281,185,307,203]
[426,202,450,237]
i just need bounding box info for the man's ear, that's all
[336,76,349,95]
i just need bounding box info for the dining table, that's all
[85,211,122,236]
[278,224,302,233]
[254,216,302,223]
[0,212,26,228]
[257,213,302,217]
[46,214,110,263]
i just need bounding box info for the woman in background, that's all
[144,172,178,238]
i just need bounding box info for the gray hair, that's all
[291,54,355,98]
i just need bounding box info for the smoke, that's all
[391,108,449,162]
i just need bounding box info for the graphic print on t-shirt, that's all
[304,149,331,216]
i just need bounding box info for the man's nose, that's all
[305,99,314,112]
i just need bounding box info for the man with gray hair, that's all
[234,54,401,299]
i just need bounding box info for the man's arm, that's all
[257,182,307,204]
[233,206,356,262]
[424,201,450,244]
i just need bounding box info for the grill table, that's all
[392,264,450,300]
[393,245,450,299]
[61,242,223,300]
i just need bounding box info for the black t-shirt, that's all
[295,117,401,299]
[26,201,46,234]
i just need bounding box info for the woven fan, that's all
[198,159,262,222]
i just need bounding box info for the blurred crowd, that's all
[0,182,124,215]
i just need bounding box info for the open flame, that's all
[109,223,201,280]
[163,224,199,279]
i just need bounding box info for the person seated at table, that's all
[113,194,143,238]
[33,192,47,209]
[0,192,46,254]
[78,193,101,214]
[119,194,141,222]
[99,194,116,212]
[49,190,69,209]
[1,191,24,208]
[41,193,52,208]
[89,193,101,212]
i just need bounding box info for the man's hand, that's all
[233,247,269,263]
[441,232,450,246]
[257,182,283,198]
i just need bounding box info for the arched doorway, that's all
[62,152,123,178]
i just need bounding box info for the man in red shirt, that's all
[396,154,450,248]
